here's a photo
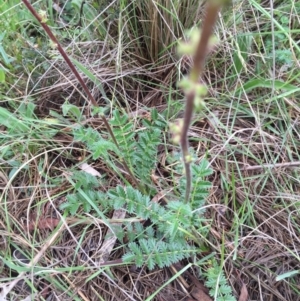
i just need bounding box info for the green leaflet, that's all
[0,107,29,133]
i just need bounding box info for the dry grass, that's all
[1,0,300,300]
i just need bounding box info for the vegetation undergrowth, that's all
[0,0,300,300]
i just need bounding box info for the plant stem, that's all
[181,1,223,203]
[190,3,220,81]
[22,0,140,189]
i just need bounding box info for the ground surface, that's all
[0,0,300,300]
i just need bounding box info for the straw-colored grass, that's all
[0,0,300,300]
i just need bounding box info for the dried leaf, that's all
[80,163,101,176]
[238,283,248,301]
[151,192,165,203]
[40,283,50,300]
[0,280,33,301]
[191,287,212,301]
[24,218,60,231]
[0,284,11,301]
[98,209,126,263]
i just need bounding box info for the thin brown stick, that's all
[241,161,300,171]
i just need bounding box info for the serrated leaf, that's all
[70,202,80,215]
[62,103,81,120]
[151,108,158,120]
[147,256,155,270]
[193,180,212,190]
[59,202,71,211]
[122,252,135,263]
[82,201,91,213]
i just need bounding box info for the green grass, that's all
[0,0,300,300]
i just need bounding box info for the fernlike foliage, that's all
[109,110,136,164]
[73,125,118,161]
[109,109,165,188]
[59,171,103,215]
[104,179,211,269]
[179,159,214,210]
[60,109,214,269]
[123,239,197,270]
[204,260,236,301]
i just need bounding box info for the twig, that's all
[241,161,300,171]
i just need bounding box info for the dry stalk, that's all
[181,1,224,202]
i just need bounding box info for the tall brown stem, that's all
[181,1,223,203]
